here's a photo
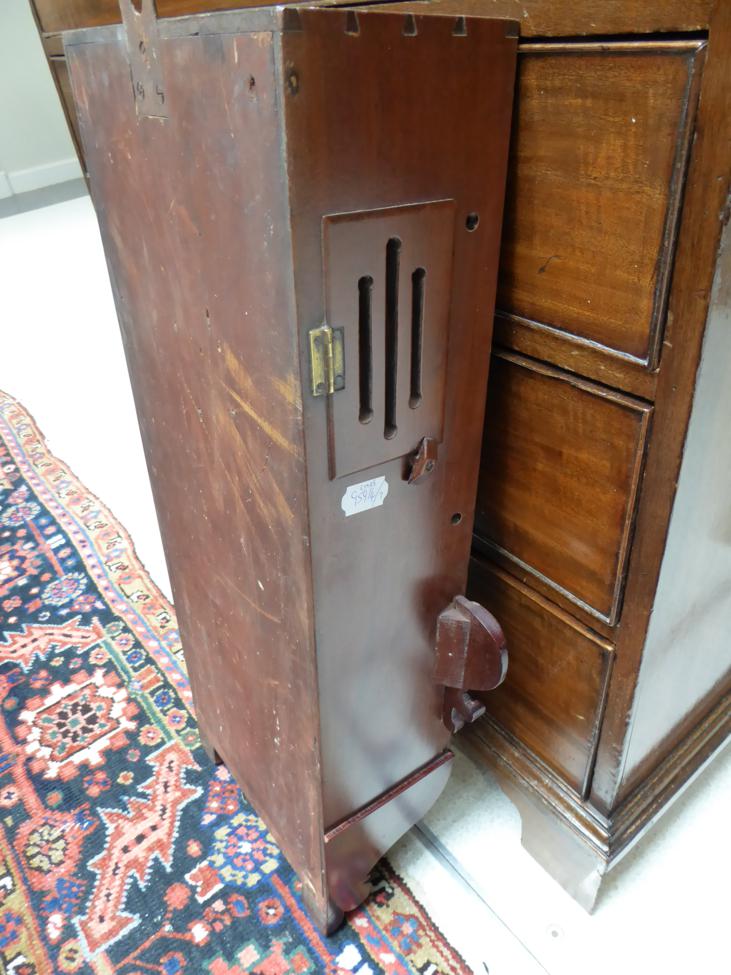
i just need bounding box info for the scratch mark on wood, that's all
[271,374,301,409]
[538,254,559,274]
[217,414,295,527]
[223,382,301,460]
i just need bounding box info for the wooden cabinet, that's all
[453,0,730,911]
[32,0,730,913]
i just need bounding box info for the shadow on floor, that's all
[0,178,88,219]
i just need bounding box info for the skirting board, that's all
[5,157,82,196]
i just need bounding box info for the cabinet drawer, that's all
[498,41,704,366]
[475,351,651,625]
[468,557,613,795]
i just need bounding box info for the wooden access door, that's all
[323,200,455,477]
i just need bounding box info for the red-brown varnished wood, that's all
[280,9,517,835]
[346,0,714,38]
[46,56,85,165]
[35,0,271,32]
[460,3,731,908]
[497,42,705,366]
[435,595,508,732]
[321,200,455,479]
[464,683,730,911]
[34,0,715,35]
[469,558,613,794]
[491,312,658,401]
[434,595,507,694]
[463,0,731,911]
[619,220,731,793]
[323,751,453,911]
[65,14,328,912]
[474,351,652,627]
[589,0,731,815]
[63,3,517,927]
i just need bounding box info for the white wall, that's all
[0,0,82,197]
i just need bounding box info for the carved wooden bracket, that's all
[434,595,507,733]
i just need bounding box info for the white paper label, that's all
[341,476,389,517]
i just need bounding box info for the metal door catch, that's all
[408,437,438,484]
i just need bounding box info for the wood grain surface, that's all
[280,7,517,831]
[497,43,704,364]
[475,351,652,625]
[35,0,714,36]
[65,23,328,906]
[469,558,613,795]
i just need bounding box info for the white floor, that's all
[0,190,171,599]
[1,191,729,975]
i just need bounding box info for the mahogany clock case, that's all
[61,1,518,930]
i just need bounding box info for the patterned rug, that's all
[0,391,469,975]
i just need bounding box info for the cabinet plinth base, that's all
[463,700,731,912]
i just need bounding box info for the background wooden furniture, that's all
[405,0,729,910]
[33,0,731,911]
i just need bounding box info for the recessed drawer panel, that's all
[468,558,613,795]
[475,352,652,625]
[498,42,704,365]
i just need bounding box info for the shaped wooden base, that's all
[200,736,454,935]
[464,699,731,912]
[198,726,222,767]
[301,888,346,936]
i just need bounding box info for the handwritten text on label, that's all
[341,477,389,517]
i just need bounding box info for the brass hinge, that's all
[308,324,345,397]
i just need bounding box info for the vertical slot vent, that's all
[358,275,373,423]
[384,237,401,439]
[410,267,425,408]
